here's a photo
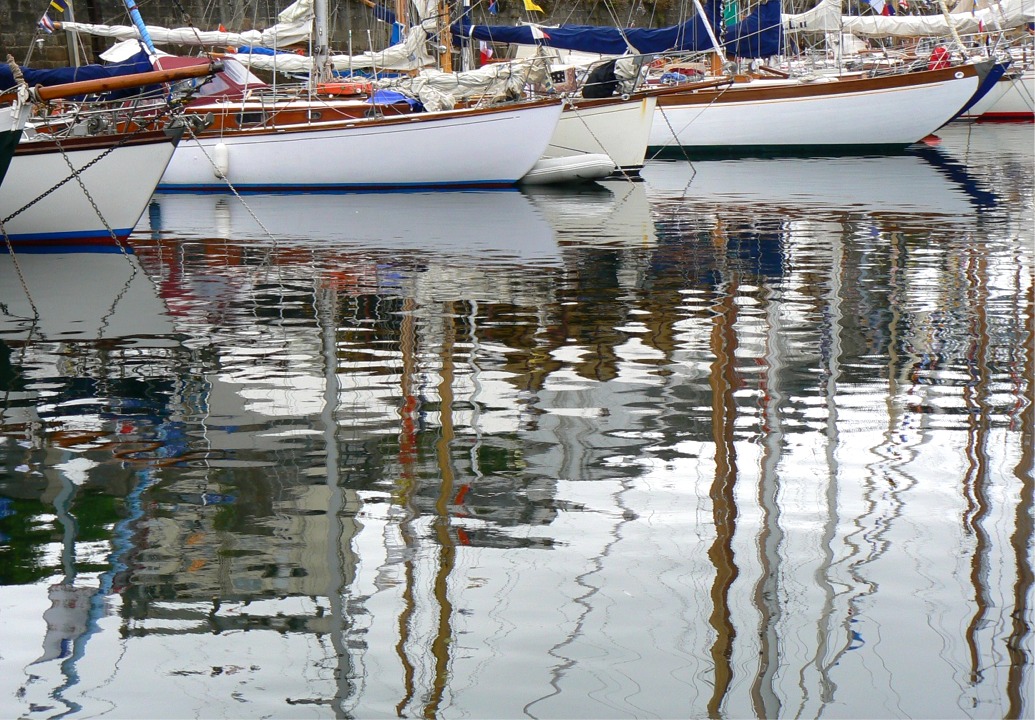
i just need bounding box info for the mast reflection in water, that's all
[0,123,1031,719]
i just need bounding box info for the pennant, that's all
[488,0,499,14]
[38,13,56,32]
[48,0,69,12]
[523,0,544,11]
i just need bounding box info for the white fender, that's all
[213,142,229,179]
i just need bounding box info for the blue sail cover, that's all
[453,2,724,55]
[452,0,785,59]
[724,0,782,58]
[0,49,154,93]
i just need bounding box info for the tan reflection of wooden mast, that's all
[1006,278,1033,718]
[706,221,740,719]
[960,246,993,687]
[394,296,420,716]
[393,298,458,717]
[426,301,458,717]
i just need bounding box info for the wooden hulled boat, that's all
[159,97,563,191]
[648,59,992,154]
[2,64,219,248]
[3,127,184,248]
[0,100,29,187]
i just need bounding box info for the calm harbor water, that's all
[0,122,1032,719]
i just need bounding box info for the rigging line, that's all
[0,216,42,434]
[181,122,278,248]
[646,79,733,165]
[168,0,221,51]
[1,136,123,225]
[95,254,141,341]
[56,140,122,245]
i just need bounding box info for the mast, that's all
[65,1,82,67]
[439,0,453,73]
[691,0,729,71]
[314,0,332,83]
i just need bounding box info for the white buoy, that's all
[213,142,229,179]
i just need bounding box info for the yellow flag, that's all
[523,0,545,11]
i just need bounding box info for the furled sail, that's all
[725,0,783,57]
[57,0,314,48]
[232,24,435,72]
[0,46,153,92]
[453,15,724,55]
[783,0,1034,36]
[372,56,553,109]
[453,0,724,56]
[452,0,783,59]
[55,0,440,74]
[782,0,843,33]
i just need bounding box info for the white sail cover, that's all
[59,0,441,73]
[234,24,435,72]
[223,0,439,74]
[60,0,315,48]
[373,57,553,110]
[783,0,843,33]
[783,0,1034,36]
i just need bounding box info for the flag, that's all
[864,0,886,14]
[523,0,544,11]
[529,24,551,39]
[39,0,68,31]
[488,0,499,14]
[479,40,494,64]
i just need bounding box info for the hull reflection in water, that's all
[142,188,561,265]
[641,144,994,219]
[0,122,1031,720]
[523,179,658,247]
[0,251,176,343]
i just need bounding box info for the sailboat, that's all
[966,61,1035,120]
[781,0,1034,122]
[158,95,562,190]
[52,1,656,182]
[647,0,1002,152]
[49,0,565,190]
[648,57,992,153]
[0,81,30,186]
[2,63,220,248]
[458,0,997,153]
